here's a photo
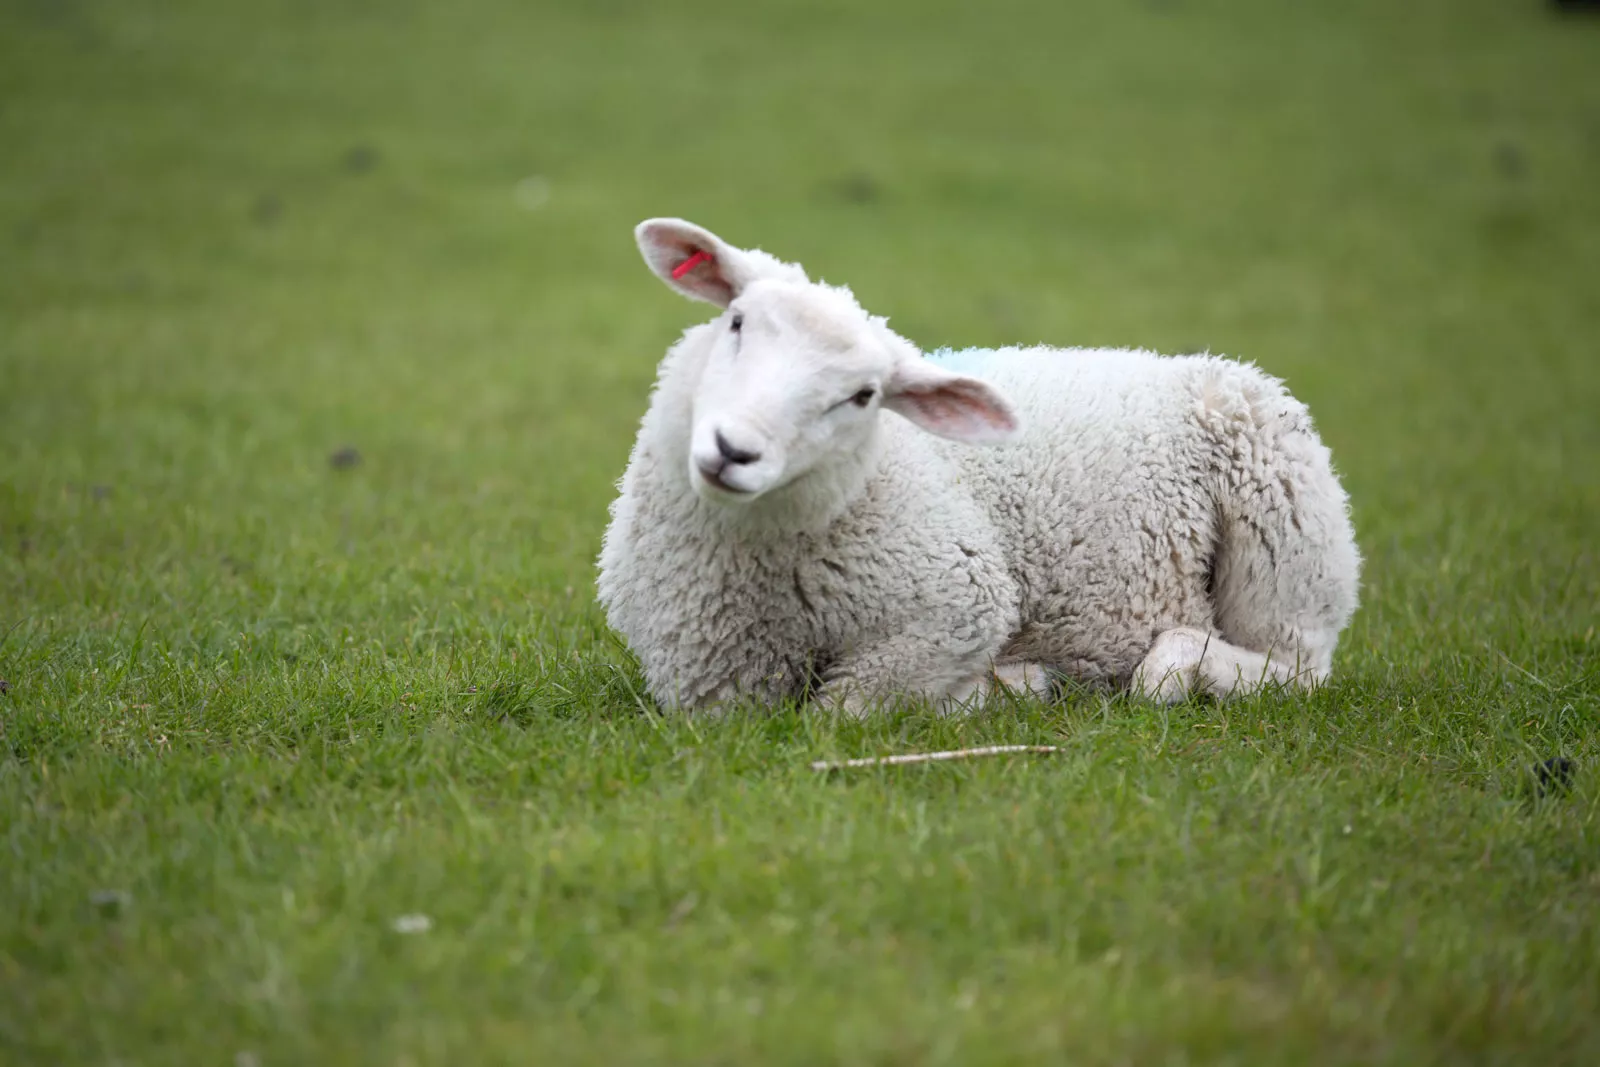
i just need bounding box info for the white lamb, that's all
[598,218,1361,713]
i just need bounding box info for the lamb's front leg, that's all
[935,660,1055,710]
[818,634,1051,716]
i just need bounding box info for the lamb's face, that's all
[635,217,1022,511]
[686,281,894,504]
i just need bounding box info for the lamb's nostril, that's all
[715,430,761,465]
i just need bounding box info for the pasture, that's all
[2,0,1598,1062]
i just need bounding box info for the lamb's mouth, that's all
[695,462,757,498]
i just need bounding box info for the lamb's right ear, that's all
[635,218,806,308]
[883,349,1021,445]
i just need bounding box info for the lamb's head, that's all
[636,218,1020,509]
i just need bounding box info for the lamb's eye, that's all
[730,313,744,332]
[851,388,876,408]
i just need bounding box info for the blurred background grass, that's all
[4,0,1596,642]
[2,0,1599,1062]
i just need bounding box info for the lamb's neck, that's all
[737,446,884,537]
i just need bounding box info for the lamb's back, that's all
[926,345,1210,516]
[925,346,1227,682]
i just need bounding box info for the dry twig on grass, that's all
[810,745,1061,772]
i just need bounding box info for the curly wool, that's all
[599,336,1360,711]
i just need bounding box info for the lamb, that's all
[597,218,1361,713]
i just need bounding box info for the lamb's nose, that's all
[715,430,761,465]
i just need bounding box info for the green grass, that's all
[3,0,1598,1062]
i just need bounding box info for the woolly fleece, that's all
[599,227,1361,713]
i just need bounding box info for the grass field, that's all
[3,0,1599,1062]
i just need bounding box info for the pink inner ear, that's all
[888,377,1018,443]
[672,250,714,280]
[911,388,1012,433]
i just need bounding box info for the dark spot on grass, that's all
[822,173,881,205]
[1534,756,1575,797]
[0,679,9,695]
[1480,203,1538,247]
[329,446,362,470]
[252,194,283,225]
[89,889,131,918]
[343,145,379,174]
[1493,141,1525,179]
[91,484,112,502]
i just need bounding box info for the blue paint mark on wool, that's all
[924,347,1000,379]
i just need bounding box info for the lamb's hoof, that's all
[822,687,876,719]
[1132,628,1208,704]
[992,662,1052,698]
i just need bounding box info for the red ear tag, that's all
[672,250,714,280]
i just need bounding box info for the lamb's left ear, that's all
[635,218,807,308]
[884,352,1021,445]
